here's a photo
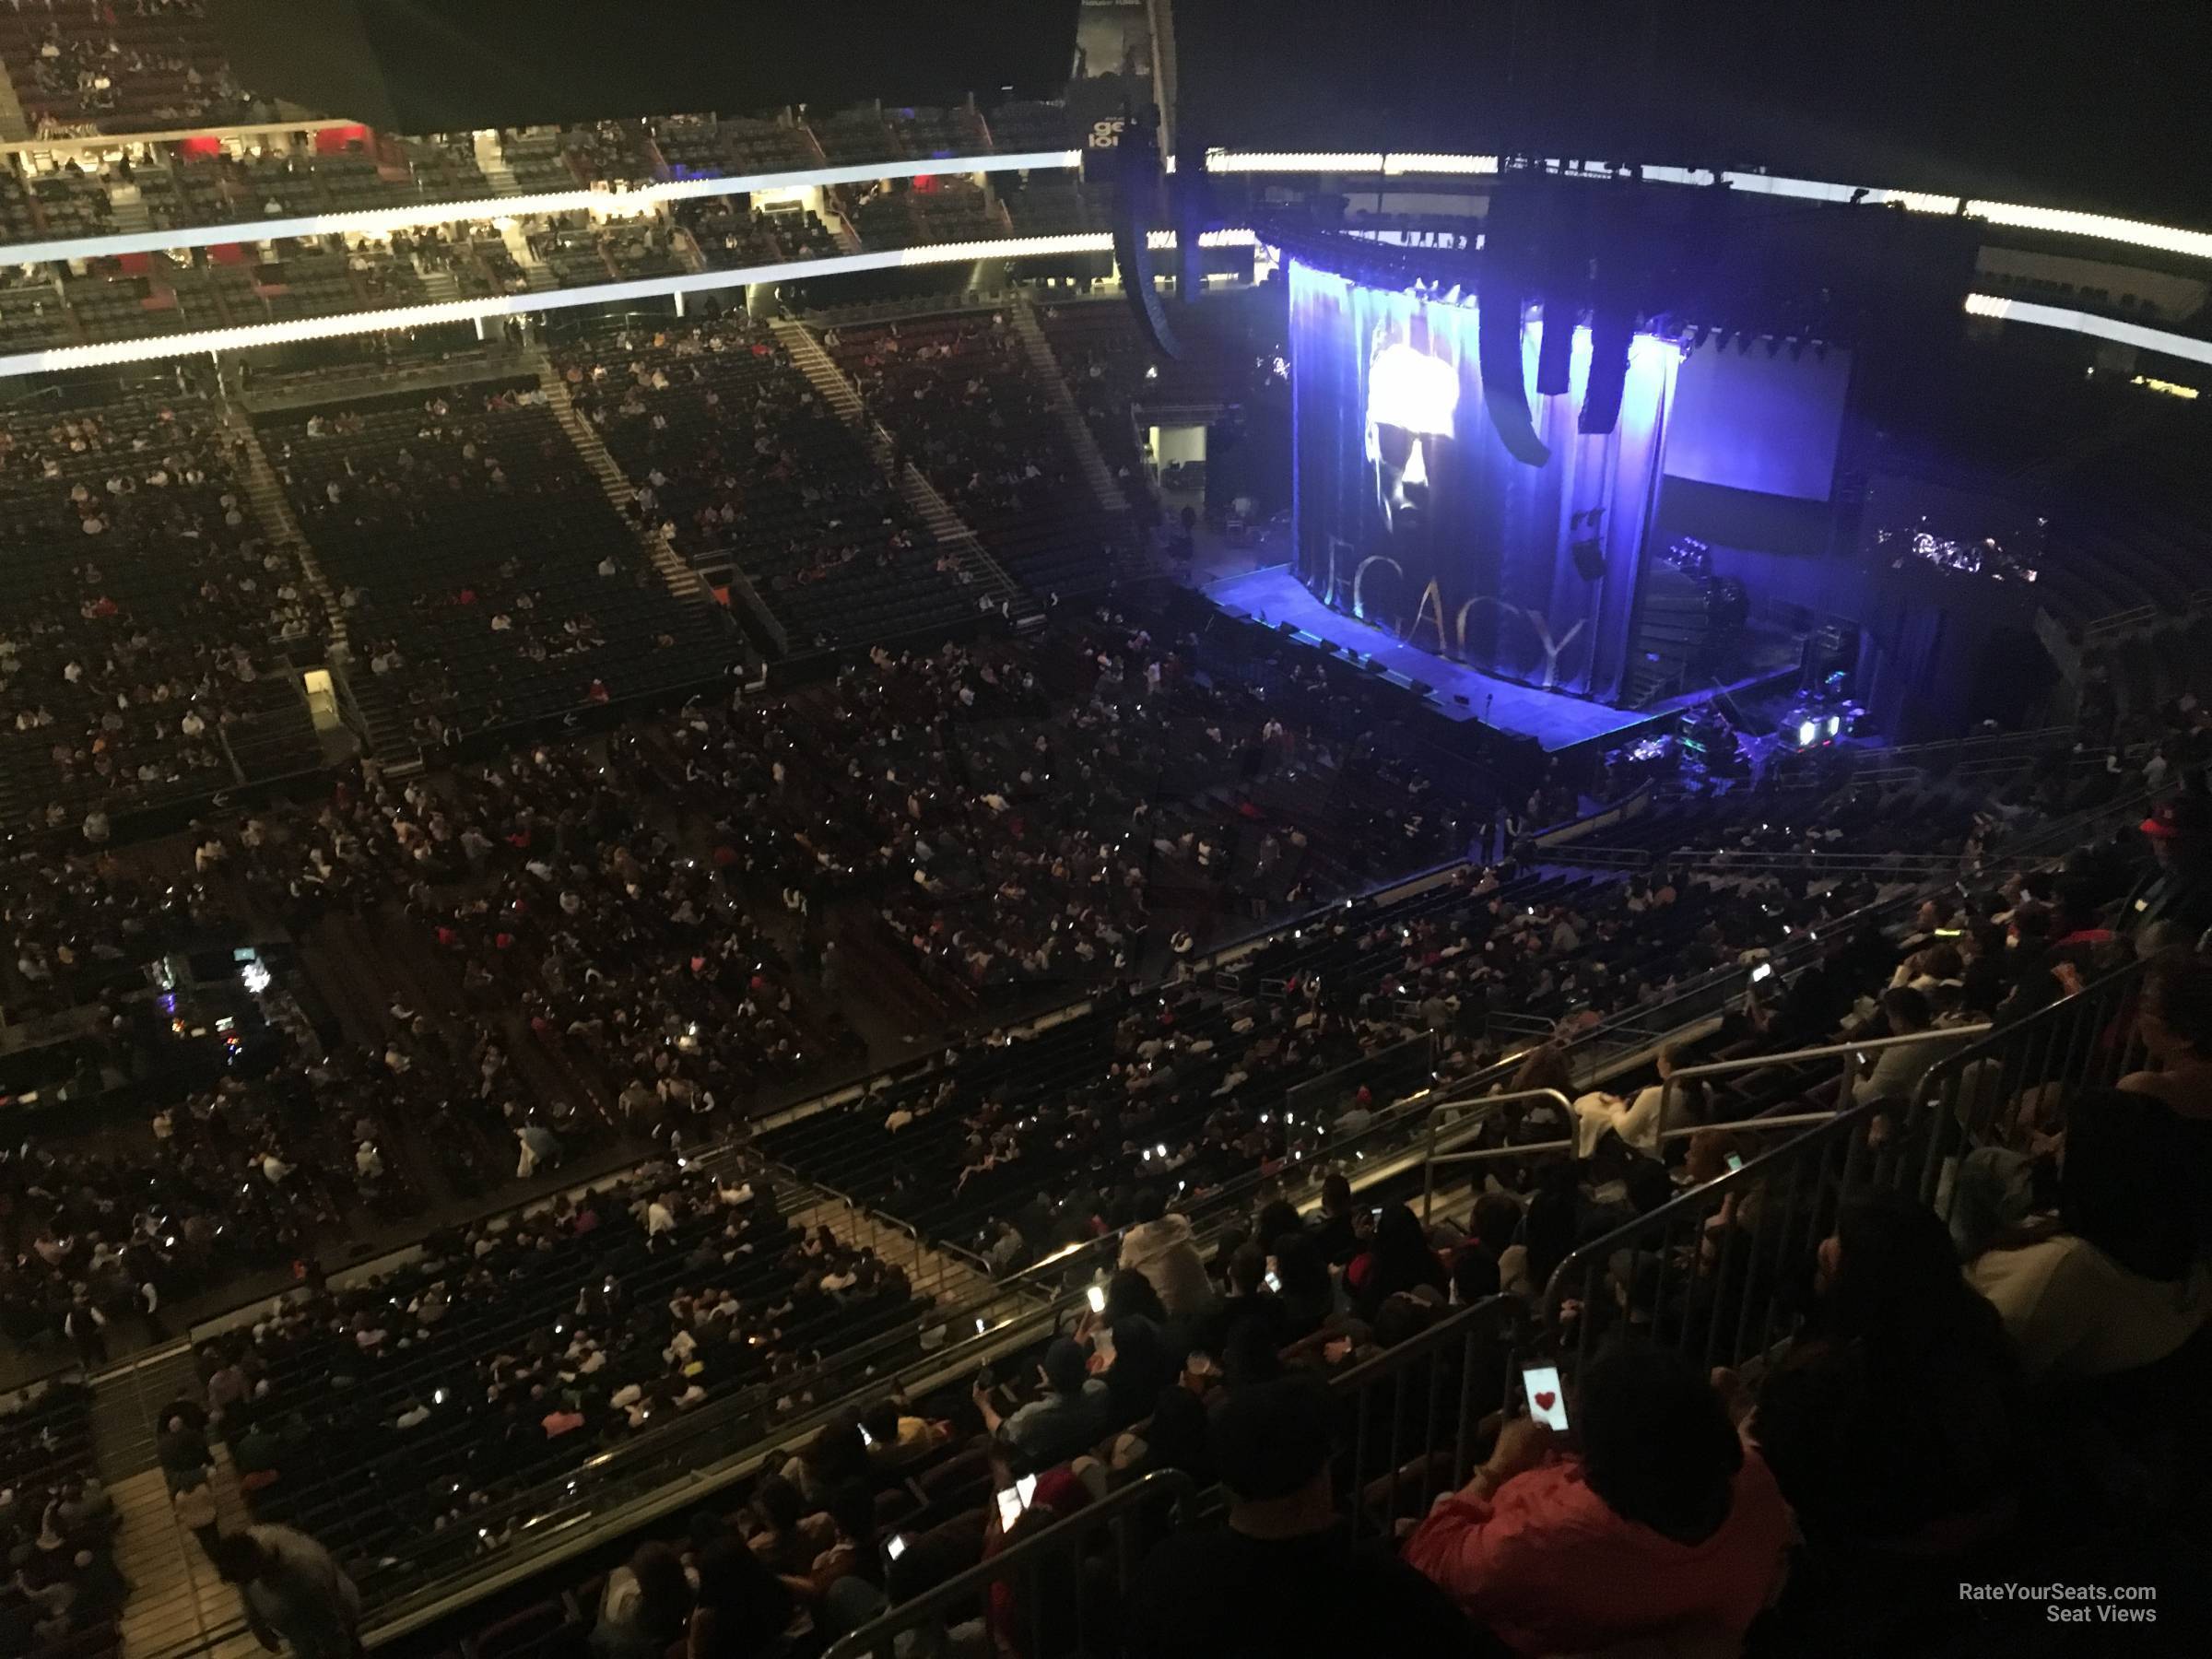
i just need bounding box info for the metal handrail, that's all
[1658,1024,1993,1144]
[1418,1088,1574,1222]
[824,1469,1198,1659]
[1903,956,2146,1212]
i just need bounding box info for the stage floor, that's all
[1206,568,1725,753]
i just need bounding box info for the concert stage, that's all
[1206,567,1754,753]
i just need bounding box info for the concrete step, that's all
[474,131,524,197]
[771,315,1031,611]
[1013,299,1131,513]
[0,56,30,143]
[531,351,709,605]
[90,1340,205,1483]
[224,410,348,659]
[106,184,154,236]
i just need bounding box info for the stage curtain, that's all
[1290,263,1677,701]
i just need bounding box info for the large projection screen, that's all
[1663,338,1853,502]
[1289,262,1678,700]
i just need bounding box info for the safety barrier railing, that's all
[1909,957,2146,1216]
[1656,1025,1994,1146]
[1418,1088,1574,1222]
[1328,1294,1528,1542]
[825,1470,1197,1659]
[1547,1099,1883,1376]
[1543,960,2143,1380]
[825,1296,1535,1659]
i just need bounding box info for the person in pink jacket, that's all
[1406,1346,1793,1655]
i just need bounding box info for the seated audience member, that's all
[975,1337,1110,1465]
[1859,987,1947,1103]
[1198,1242,1290,1358]
[592,1541,694,1659]
[776,1484,886,1635]
[1497,1166,1577,1299]
[1098,1312,1182,1426]
[1406,1345,1792,1654]
[1269,1230,1341,1338]
[1571,1043,1688,1158]
[1119,1188,1216,1321]
[688,1537,796,1659]
[1747,1190,2024,1551]
[1126,1374,1489,1659]
[858,1399,951,1470]
[1311,1172,1360,1265]
[1967,947,2212,1377]
[1346,1203,1447,1320]
[1451,1194,1523,1308]
[744,1476,828,1576]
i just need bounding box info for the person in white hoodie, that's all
[1119,1189,1217,1322]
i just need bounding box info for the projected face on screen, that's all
[1365,318,1457,536]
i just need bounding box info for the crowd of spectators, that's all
[261,380,741,742]
[0,1380,125,1658]
[553,318,973,652]
[188,1154,925,1577]
[521,802,2212,1659]
[0,383,322,833]
[827,312,1126,593]
[0,0,258,135]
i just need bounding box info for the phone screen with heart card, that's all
[1522,1364,1569,1431]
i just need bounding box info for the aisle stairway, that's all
[473,131,523,197]
[0,55,29,142]
[106,182,153,236]
[769,315,1041,630]
[225,412,347,656]
[85,1342,263,1659]
[1013,299,1129,513]
[531,350,711,604]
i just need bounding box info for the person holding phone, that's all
[973,1338,1109,1467]
[1405,1345,1791,1655]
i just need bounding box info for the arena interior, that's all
[1,3,2210,1657]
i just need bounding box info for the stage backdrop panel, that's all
[1662,338,1853,502]
[1290,262,1678,701]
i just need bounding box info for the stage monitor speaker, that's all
[1410,679,1436,698]
[1453,694,1473,707]
[1478,288,1550,467]
[1579,301,1636,436]
[1277,620,1298,634]
[1317,641,1339,655]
